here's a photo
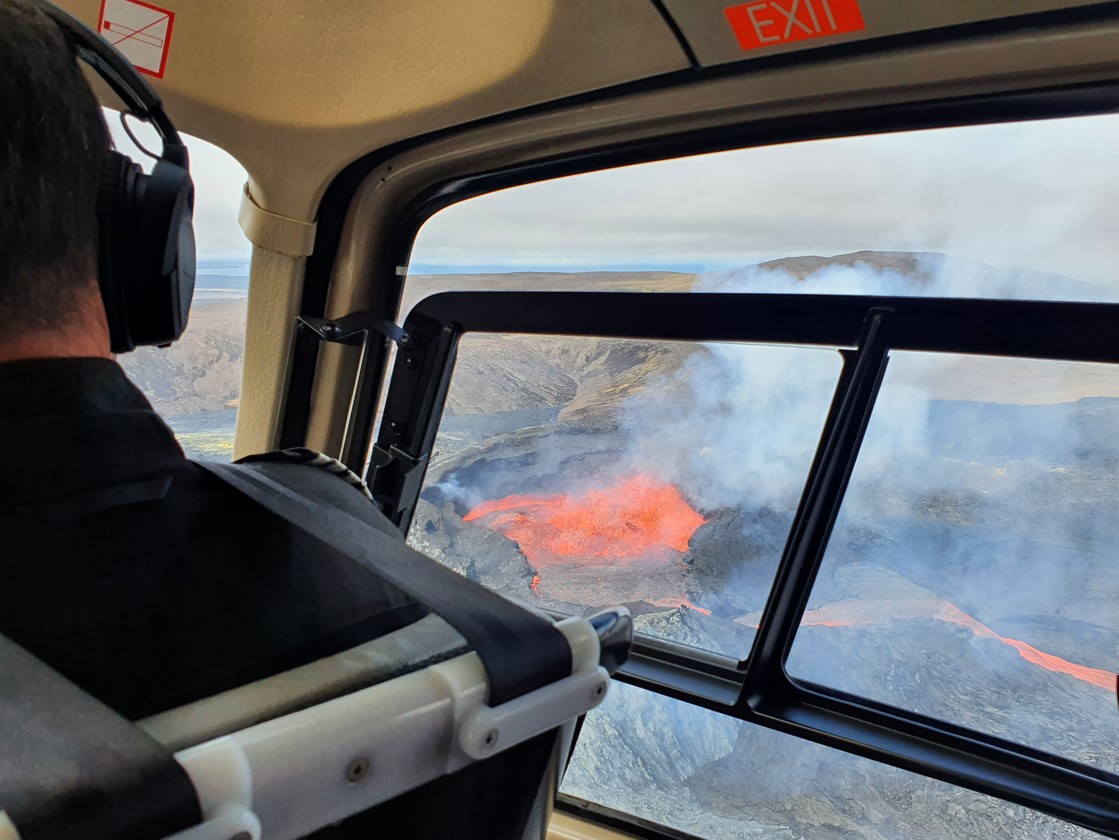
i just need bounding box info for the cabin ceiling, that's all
[58,0,1119,220]
[61,0,689,219]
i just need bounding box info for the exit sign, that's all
[724,0,866,51]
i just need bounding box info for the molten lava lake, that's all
[464,475,709,610]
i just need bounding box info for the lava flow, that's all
[465,475,707,607]
[797,594,1115,691]
[465,475,705,566]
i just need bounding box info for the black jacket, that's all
[0,358,424,719]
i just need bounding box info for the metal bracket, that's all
[367,443,428,515]
[297,312,413,348]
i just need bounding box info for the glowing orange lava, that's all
[798,597,1115,691]
[465,475,706,567]
[466,475,708,610]
[939,604,1114,691]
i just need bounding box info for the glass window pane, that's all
[411,115,1119,304]
[400,109,1119,836]
[407,334,841,658]
[562,681,1100,839]
[788,353,1119,772]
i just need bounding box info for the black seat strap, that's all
[197,461,572,705]
[0,635,200,840]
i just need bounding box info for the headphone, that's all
[42,1,196,353]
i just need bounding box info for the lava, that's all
[797,596,1114,691]
[465,475,707,609]
[464,475,706,567]
[466,493,557,521]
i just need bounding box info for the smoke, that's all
[429,427,627,513]
[428,253,1119,757]
[613,258,1119,774]
[634,256,1119,769]
[419,252,1119,776]
[613,256,1119,704]
[616,255,962,514]
[693,251,1110,301]
[618,253,1115,519]
[617,342,841,512]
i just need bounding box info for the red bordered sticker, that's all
[725,0,865,51]
[97,0,175,78]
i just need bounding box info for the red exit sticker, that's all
[725,0,865,51]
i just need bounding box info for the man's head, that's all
[0,0,113,360]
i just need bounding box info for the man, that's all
[0,0,424,720]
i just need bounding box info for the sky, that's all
[410,111,1119,289]
[111,109,1119,288]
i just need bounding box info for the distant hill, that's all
[119,298,247,417]
[123,271,697,419]
[712,250,1107,300]
[121,255,1114,421]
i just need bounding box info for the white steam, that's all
[619,343,841,511]
[619,252,1114,517]
[694,251,1108,301]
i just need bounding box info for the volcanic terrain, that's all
[405,253,1119,838]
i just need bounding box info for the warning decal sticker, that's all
[97,0,175,78]
[724,0,865,51]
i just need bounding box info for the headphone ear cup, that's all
[132,159,195,348]
[97,151,142,354]
[96,151,196,353]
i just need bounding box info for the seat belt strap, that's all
[196,461,572,705]
[0,635,201,840]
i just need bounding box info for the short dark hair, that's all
[0,0,111,328]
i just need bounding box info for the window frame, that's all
[282,76,1119,838]
[367,291,1119,836]
[281,77,1119,466]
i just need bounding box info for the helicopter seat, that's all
[0,605,631,840]
[0,454,633,840]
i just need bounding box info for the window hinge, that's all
[297,311,413,348]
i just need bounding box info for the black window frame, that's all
[281,67,1119,836]
[365,291,1119,836]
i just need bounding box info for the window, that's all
[107,110,249,461]
[382,109,1119,837]
[409,115,1119,304]
[409,335,840,658]
[561,681,1101,840]
[787,352,1119,773]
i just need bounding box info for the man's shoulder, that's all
[202,448,399,537]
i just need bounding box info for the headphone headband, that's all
[37,0,197,353]
[38,1,187,165]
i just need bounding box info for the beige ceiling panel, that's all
[660,0,1117,67]
[61,0,689,220]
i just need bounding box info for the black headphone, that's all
[42,1,196,353]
